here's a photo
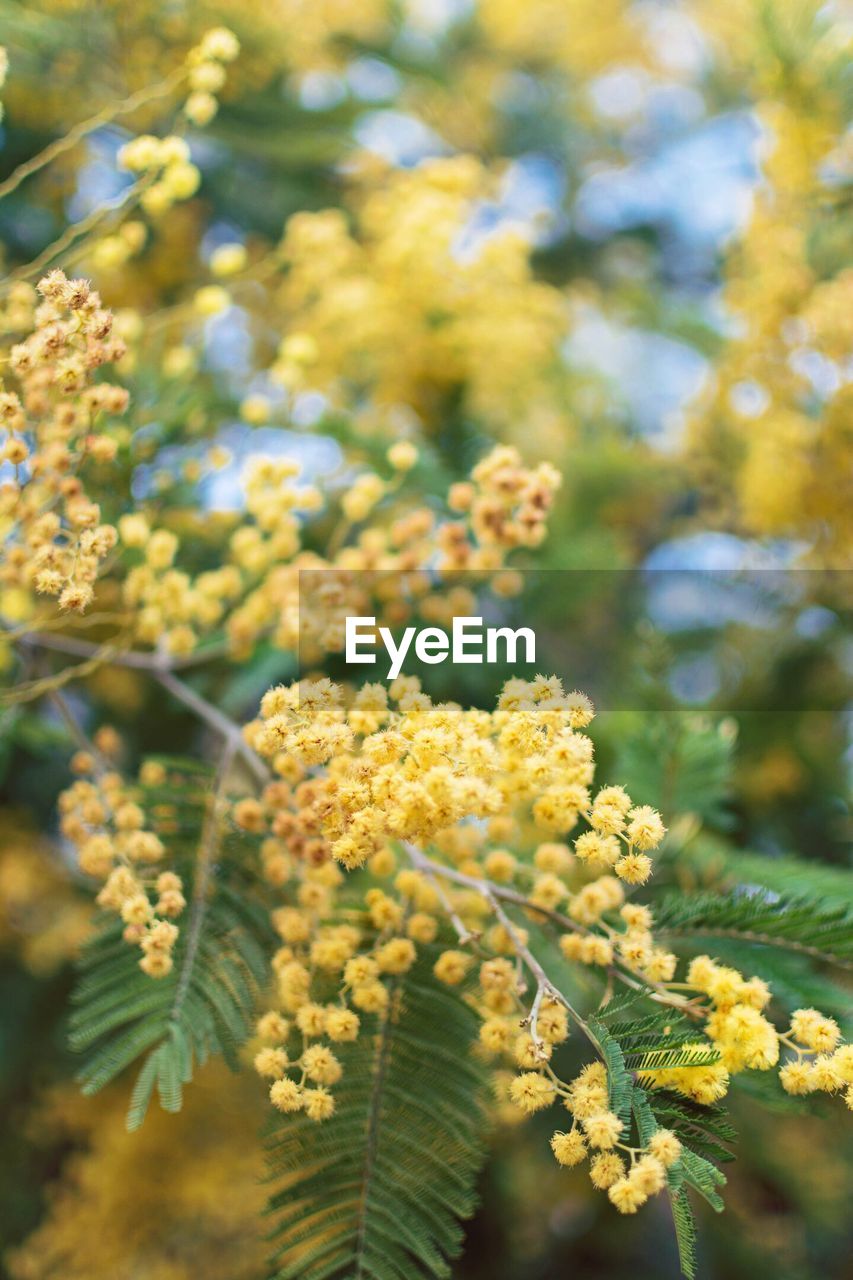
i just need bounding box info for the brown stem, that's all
[153,669,270,787]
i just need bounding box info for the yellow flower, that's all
[509,1072,556,1114]
[582,1111,623,1150]
[550,1129,587,1166]
[270,1079,303,1113]
[433,950,473,985]
[211,243,248,277]
[253,1047,288,1079]
[608,1178,647,1214]
[648,1129,681,1168]
[194,286,230,317]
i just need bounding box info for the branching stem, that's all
[0,68,186,204]
[404,844,603,1055]
[154,670,271,786]
[403,844,704,1051]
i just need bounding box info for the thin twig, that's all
[154,669,271,787]
[526,981,549,1060]
[47,687,111,777]
[404,845,703,1024]
[404,843,602,1054]
[420,863,477,945]
[1,649,118,706]
[17,628,227,670]
[13,629,269,785]
[0,68,186,203]
[488,887,604,1056]
[7,179,149,284]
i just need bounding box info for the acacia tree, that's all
[0,7,851,1280]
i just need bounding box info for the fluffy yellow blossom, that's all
[789,1008,841,1053]
[590,1152,626,1190]
[582,1111,623,1150]
[509,1072,556,1114]
[608,1177,647,1214]
[648,1129,682,1167]
[639,1050,731,1105]
[434,950,473,986]
[210,243,248,277]
[550,1129,587,1167]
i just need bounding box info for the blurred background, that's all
[0,1,850,1277]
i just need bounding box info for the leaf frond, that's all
[265,949,489,1280]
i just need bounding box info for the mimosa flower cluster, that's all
[688,0,852,562]
[237,672,850,1213]
[1,292,558,659]
[239,675,667,1137]
[59,753,185,977]
[679,957,852,1108]
[274,157,568,435]
[243,674,661,878]
[253,879,417,1123]
[0,271,126,615]
[0,269,557,653]
[117,27,239,220]
[225,443,560,660]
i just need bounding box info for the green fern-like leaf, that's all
[71,873,270,1128]
[655,888,853,969]
[629,1084,727,1277]
[690,838,853,908]
[69,761,273,1129]
[596,983,656,1020]
[676,1148,727,1213]
[264,948,489,1280]
[612,715,735,829]
[587,1016,633,1123]
[631,1085,658,1145]
[601,1005,720,1073]
[669,1187,698,1280]
[648,1092,736,1156]
[633,1084,731,1277]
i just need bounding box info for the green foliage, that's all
[264,949,489,1280]
[669,1188,699,1280]
[715,845,853,907]
[605,1010,720,1072]
[71,872,270,1129]
[655,888,853,969]
[632,1086,708,1278]
[648,1093,737,1166]
[596,1010,728,1277]
[69,761,272,1130]
[587,1015,633,1123]
[631,1084,732,1279]
[599,992,719,1072]
[612,714,735,830]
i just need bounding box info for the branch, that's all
[47,688,111,778]
[14,629,269,787]
[403,845,704,1026]
[0,68,186,204]
[658,922,853,971]
[419,862,477,945]
[404,844,602,1056]
[154,669,271,787]
[17,629,226,671]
